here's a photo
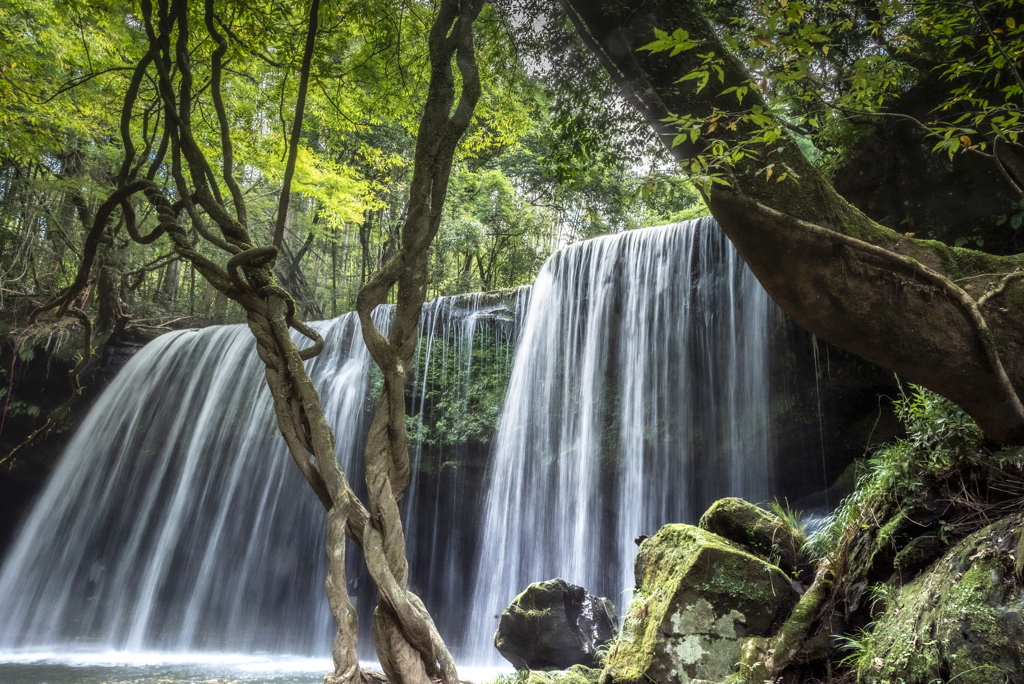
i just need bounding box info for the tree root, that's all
[738,561,835,682]
[755,201,1024,428]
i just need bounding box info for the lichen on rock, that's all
[601,524,798,684]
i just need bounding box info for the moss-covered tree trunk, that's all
[562,0,1024,444]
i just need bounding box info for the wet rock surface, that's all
[495,578,618,670]
[602,524,798,684]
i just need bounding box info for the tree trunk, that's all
[563,0,1024,443]
[156,259,180,306]
[96,245,128,340]
[212,290,227,322]
[354,1,485,682]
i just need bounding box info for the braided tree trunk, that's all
[14,1,484,683]
[353,1,484,683]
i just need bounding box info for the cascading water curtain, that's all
[466,219,775,662]
[0,221,773,662]
[0,293,519,657]
[400,291,520,649]
[0,315,376,655]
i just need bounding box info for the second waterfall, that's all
[466,218,776,660]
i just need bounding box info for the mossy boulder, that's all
[602,524,799,684]
[522,664,604,684]
[495,578,618,670]
[858,513,1024,684]
[698,498,810,581]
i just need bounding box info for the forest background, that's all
[0,0,702,341]
[6,0,1024,680]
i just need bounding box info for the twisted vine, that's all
[8,3,486,684]
[352,1,484,682]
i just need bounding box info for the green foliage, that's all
[483,671,530,684]
[643,0,1024,186]
[893,381,984,462]
[989,196,1024,246]
[767,498,811,537]
[0,0,686,323]
[409,318,514,459]
[807,383,985,559]
[0,386,41,418]
[434,166,553,294]
[834,626,874,672]
[867,582,901,618]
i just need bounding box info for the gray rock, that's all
[603,524,798,684]
[858,513,1024,684]
[495,578,618,670]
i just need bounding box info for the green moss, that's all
[914,237,1018,280]
[604,525,797,684]
[520,665,603,684]
[770,568,831,657]
[873,505,910,551]
[698,497,808,576]
[893,534,942,573]
[858,516,1024,683]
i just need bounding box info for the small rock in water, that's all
[494,578,618,670]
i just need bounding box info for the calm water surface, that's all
[0,652,506,684]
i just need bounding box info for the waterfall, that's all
[466,219,775,661]
[402,291,520,649]
[0,294,518,656]
[0,218,782,666]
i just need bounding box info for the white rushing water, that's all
[0,317,364,654]
[0,294,518,658]
[0,218,780,671]
[466,219,775,660]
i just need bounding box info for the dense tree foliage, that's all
[0,0,700,338]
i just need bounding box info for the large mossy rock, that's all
[858,514,1024,684]
[698,497,810,581]
[495,578,618,670]
[603,524,799,684]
